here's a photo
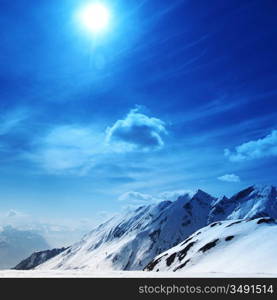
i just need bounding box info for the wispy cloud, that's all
[118,189,194,205]
[5,209,25,218]
[118,191,156,204]
[0,107,31,135]
[0,209,98,247]
[26,125,105,174]
[158,189,195,200]
[218,174,240,183]
[106,107,167,152]
[225,130,277,162]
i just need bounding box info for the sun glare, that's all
[78,3,111,34]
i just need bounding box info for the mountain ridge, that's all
[16,184,277,271]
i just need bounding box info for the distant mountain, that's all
[0,226,49,269]
[14,247,68,270]
[35,185,277,271]
[144,217,277,274]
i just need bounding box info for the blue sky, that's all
[0,0,277,242]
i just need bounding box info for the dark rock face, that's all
[225,236,234,241]
[14,247,68,270]
[180,236,194,246]
[232,186,255,202]
[210,222,221,228]
[178,241,197,261]
[198,239,219,253]
[257,217,276,225]
[144,253,168,271]
[166,253,176,266]
[225,220,243,228]
[173,259,190,272]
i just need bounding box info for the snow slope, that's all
[36,190,215,271]
[0,269,276,278]
[144,217,277,274]
[36,185,277,271]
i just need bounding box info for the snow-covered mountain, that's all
[209,185,277,222]
[14,247,68,270]
[36,185,277,271]
[0,226,49,269]
[144,217,277,274]
[37,191,212,271]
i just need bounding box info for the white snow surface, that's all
[145,217,277,274]
[0,270,276,278]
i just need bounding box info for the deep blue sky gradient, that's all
[0,0,277,224]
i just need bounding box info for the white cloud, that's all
[118,191,156,203]
[225,130,277,162]
[106,108,167,152]
[158,189,195,201]
[218,174,241,183]
[6,209,23,218]
[118,189,194,205]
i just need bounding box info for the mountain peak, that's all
[231,185,276,202]
[194,189,209,196]
[252,184,276,193]
[192,189,215,204]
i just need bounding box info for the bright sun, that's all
[78,3,111,34]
